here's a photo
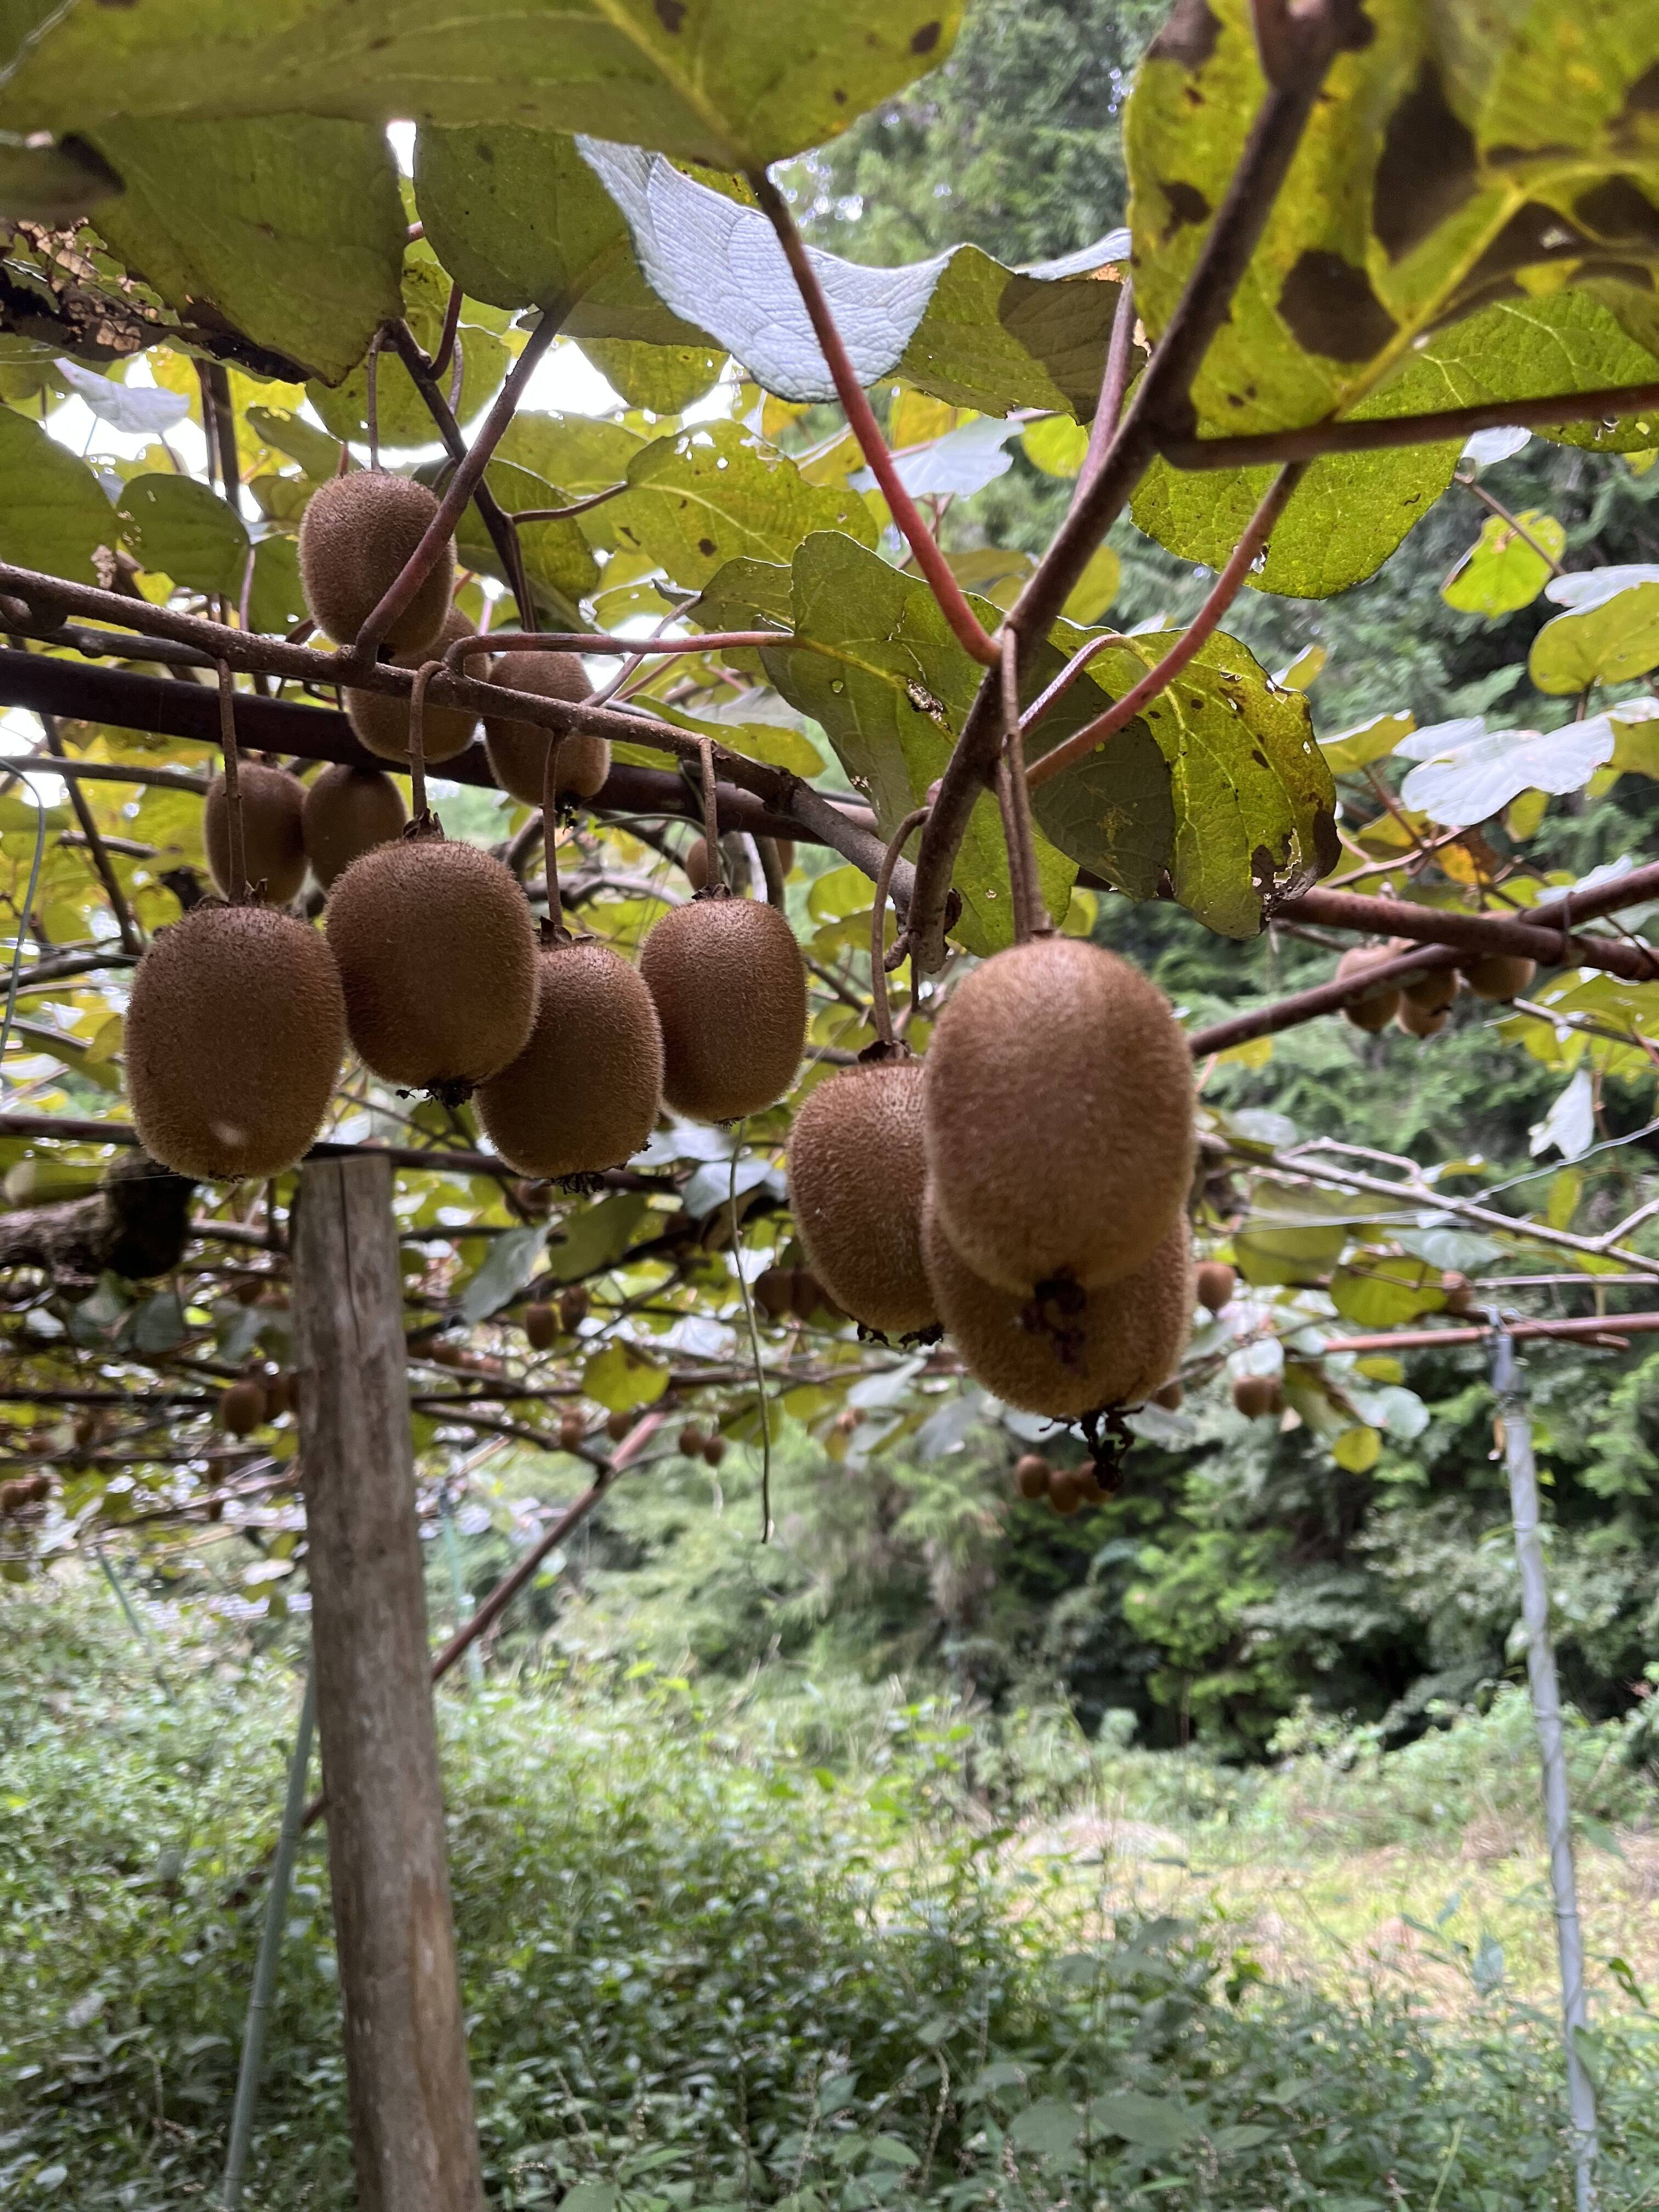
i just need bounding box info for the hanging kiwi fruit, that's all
[343,606,490,767]
[639,741,806,1123]
[1460,950,1537,1001]
[1396,956,1459,1036]
[922,1202,1193,1419]
[1195,1260,1236,1313]
[297,469,455,653]
[1335,944,1402,1032]
[204,763,306,903]
[1232,1372,1284,1420]
[477,936,663,1178]
[788,1066,934,1339]
[923,937,1195,1296]
[483,650,610,805]
[301,763,408,889]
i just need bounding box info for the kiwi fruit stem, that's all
[215,660,247,903]
[871,805,929,1051]
[541,723,568,939]
[997,636,1052,946]
[697,738,724,893]
[407,658,442,826]
[364,329,385,471]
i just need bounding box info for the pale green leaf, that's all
[543,1191,651,1282]
[583,1341,669,1414]
[1329,1254,1447,1329]
[458,1224,546,1323]
[1319,712,1414,777]
[117,475,249,596]
[1528,569,1659,694]
[0,403,115,584]
[1442,510,1564,617]
[1089,2091,1200,2151]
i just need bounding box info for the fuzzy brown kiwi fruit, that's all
[1396,994,1450,1038]
[1048,1468,1084,1516]
[605,1408,633,1443]
[1014,1452,1051,1500]
[1195,1260,1235,1313]
[205,765,307,903]
[484,651,610,804]
[127,905,345,1181]
[678,1423,707,1457]
[1461,951,1537,1001]
[640,895,808,1122]
[922,938,1194,1296]
[524,1301,557,1351]
[558,1285,590,1333]
[1335,945,1402,1033]
[558,1410,587,1453]
[477,938,663,1177]
[1232,1373,1282,1420]
[1153,1380,1184,1410]
[923,1201,1193,1419]
[787,1056,935,1338]
[219,1378,266,1437]
[704,1434,727,1468]
[301,763,408,889]
[683,835,712,891]
[298,470,455,653]
[754,1266,794,1320]
[325,834,537,1097]
[1402,962,1459,1015]
[344,607,490,767]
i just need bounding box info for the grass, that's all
[2,1572,1658,2208]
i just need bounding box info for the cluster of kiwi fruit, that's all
[1338,940,1536,1038]
[523,1285,590,1350]
[1012,1450,1113,1516]
[0,1471,51,1515]
[788,936,1198,1422]
[678,1421,729,1469]
[217,1370,297,1436]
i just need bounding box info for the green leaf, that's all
[0,0,963,169]
[497,413,646,496]
[759,532,1073,956]
[579,337,726,414]
[582,1341,669,1414]
[1331,1425,1382,1474]
[1060,543,1119,625]
[0,404,114,584]
[91,117,406,385]
[1028,716,1174,904]
[582,142,1128,414]
[0,131,121,222]
[245,533,308,635]
[1442,510,1564,617]
[246,405,341,478]
[1089,2092,1200,2151]
[607,420,874,592]
[543,1192,652,1283]
[457,1224,547,1324]
[1022,414,1090,478]
[309,309,507,445]
[1320,711,1414,777]
[1006,2099,1082,2155]
[452,458,600,613]
[1330,1254,1447,1329]
[116,475,250,596]
[1528,568,1659,693]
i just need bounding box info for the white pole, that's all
[1490,1329,1598,2212]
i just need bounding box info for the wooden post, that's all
[293,1155,485,2212]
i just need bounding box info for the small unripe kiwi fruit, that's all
[1461,951,1536,1001]
[1402,963,1459,1015]
[1396,994,1450,1038]
[1048,1467,1084,1516]
[205,765,307,904]
[678,1423,706,1457]
[558,1410,587,1453]
[704,1434,727,1468]
[1336,945,1401,1033]
[219,1378,266,1437]
[127,905,345,1181]
[325,834,538,1097]
[640,895,808,1123]
[558,1285,590,1334]
[924,1203,1193,1419]
[792,1268,837,1322]
[477,938,663,1178]
[684,835,712,891]
[605,1408,633,1443]
[298,470,455,652]
[1153,1380,1184,1410]
[1232,1373,1282,1420]
[344,607,489,768]
[923,938,1194,1295]
[755,1266,794,1320]
[484,651,609,804]
[1443,1270,1474,1315]
[1195,1260,1236,1313]
[788,1056,935,1338]
[301,763,408,889]
[1014,1452,1051,1500]
[524,1301,557,1351]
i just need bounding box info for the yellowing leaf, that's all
[582,1342,668,1414]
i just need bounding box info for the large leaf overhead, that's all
[0,0,963,168]
[1126,0,1659,450]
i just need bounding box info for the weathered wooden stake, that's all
[294,1155,485,2212]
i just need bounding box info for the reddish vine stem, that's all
[428,283,463,386]
[215,661,247,902]
[364,325,386,472]
[407,661,438,825]
[871,807,929,1047]
[1070,275,1137,514]
[351,312,559,663]
[998,633,1048,942]
[1026,461,1306,790]
[904,12,1347,969]
[442,628,785,668]
[743,167,1000,670]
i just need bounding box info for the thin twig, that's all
[870,808,929,1045]
[41,713,140,953]
[216,661,247,901]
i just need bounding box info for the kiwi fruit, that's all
[344,607,490,768]
[1014,1452,1051,1500]
[1195,1260,1236,1313]
[1153,1380,1184,1410]
[219,1378,266,1437]
[1443,1270,1474,1315]
[558,1410,588,1453]
[684,835,712,891]
[1048,1468,1084,1516]
[787,1057,935,1338]
[922,938,1194,1296]
[204,764,307,903]
[325,834,538,1097]
[127,904,345,1181]
[704,1435,727,1468]
[477,938,664,1177]
[298,470,455,653]
[1396,994,1450,1038]
[792,1268,840,1322]
[524,1301,557,1351]
[1335,945,1402,1033]
[924,1201,1193,1419]
[301,763,408,889]
[678,1423,707,1457]
[1402,962,1459,1015]
[484,651,609,805]
[558,1285,590,1333]
[1232,1373,1283,1420]
[754,1266,794,1320]
[640,895,808,1122]
[1461,951,1537,1001]
[605,1408,633,1443]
